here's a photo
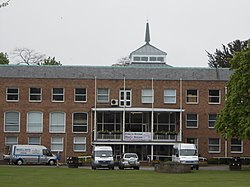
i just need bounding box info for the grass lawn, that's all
[0,166,250,187]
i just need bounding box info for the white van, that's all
[91,146,114,170]
[10,145,57,165]
[172,143,199,170]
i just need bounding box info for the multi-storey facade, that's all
[1,23,249,162]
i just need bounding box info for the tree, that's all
[41,56,62,66]
[112,56,130,66]
[215,41,250,140]
[11,48,46,65]
[207,39,249,68]
[0,52,9,64]
[0,0,10,8]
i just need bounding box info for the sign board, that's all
[124,132,151,141]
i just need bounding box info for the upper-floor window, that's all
[141,89,154,104]
[73,137,86,152]
[52,88,64,102]
[97,88,109,103]
[75,88,87,102]
[120,89,132,107]
[27,112,43,133]
[72,112,88,133]
[208,114,217,128]
[186,89,198,104]
[209,90,221,104]
[164,89,176,104]
[231,138,243,153]
[51,137,64,152]
[186,114,198,128]
[49,112,65,133]
[6,87,19,102]
[208,138,220,153]
[4,111,20,132]
[28,136,41,145]
[29,87,42,102]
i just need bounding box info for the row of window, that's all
[5,87,222,105]
[186,113,217,128]
[187,138,243,154]
[5,136,86,152]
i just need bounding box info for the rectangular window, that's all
[4,111,20,132]
[6,88,19,101]
[186,138,198,148]
[141,57,148,61]
[120,90,132,107]
[5,136,18,146]
[28,137,41,145]
[208,138,220,153]
[209,90,221,104]
[149,57,157,61]
[51,137,64,151]
[52,88,64,102]
[97,88,109,103]
[231,138,243,153]
[73,137,86,152]
[29,87,42,102]
[50,112,65,133]
[75,88,87,102]
[186,89,198,104]
[157,57,164,62]
[186,114,198,128]
[141,89,154,104]
[133,56,140,61]
[164,89,176,103]
[27,112,43,133]
[73,113,88,133]
[208,114,217,128]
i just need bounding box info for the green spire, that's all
[145,22,150,44]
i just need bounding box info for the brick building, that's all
[0,23,249,162]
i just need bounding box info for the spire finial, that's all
[145,21,150,44]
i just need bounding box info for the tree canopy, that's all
[207,39,249,68]
[41,56,62,66]
[0,52,9,64]
[215,41,250,140]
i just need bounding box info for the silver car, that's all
[118,153,140,170]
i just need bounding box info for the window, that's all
[186,138,198,148]
[29,87,42,102]
[149,57,156,61]
[73,113,88,133]
[97,88,109,103]
[141,57,148,61]
[28,137,41,145]
[208,114,217,128]
[52,88,64,102]
[231,138,243,153]
[27,112,43,133]
[6,88,19,101]
[73,137,86,152]
[186,114,198,128]
[186,89,198,104]
[141,89,154,103]
[157,57,164,62]
[208,138,220,153]
[133,56,140,61]
[51,137,64,151]
[209,90,221,104]
[164,89,176,103]
[5,136,18,147]
[75,88,87,102]
[50,112,65,133]
[120,90,132,107]
[4,111,20,132]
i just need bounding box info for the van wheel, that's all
[17,159,23,166]
[48,160,55,165]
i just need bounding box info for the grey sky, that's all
[0,0,249,67]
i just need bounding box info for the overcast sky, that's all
[0,0,249,67]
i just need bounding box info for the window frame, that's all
[141,89,154,104]
[29,87,42,102]
[49,112,66,133]
[208,113,217,128]
[97,88,109,103]
[51,137,64,152]
[208,89,221,104]
[208,138,221,153]
[27,111,43,133]
[164,89,176,104]
[6,87,19,102]
[186,113,198,128]
[4,111,20,132]
[186,89,198,104]
[72,112,88,133]
[28,136,41,145]
[52,88,64,102]
[230,138,243,153]
[119,89,132,107]
[73,137,86,152]
[74,88,87,102]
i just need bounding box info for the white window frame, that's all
[29,87,42,102]
[208,138,221,153]
[74,88,87,102]
[6,87,19,102]
[164,89,176,104]
[5,136,18,146]
[28,136,41,145]
[230,138,243,153]
[49,112,66,133]
[52,88,64,102]
[208,89,221,104]
[208,114,217,128]
[119,89,132,107]
[186,113,198,128]
[141,89,154,104]
[4,111,20,132]
[73,137,86,152]
[186,89,198,104]
[27,112,43,133]
[97,88,109,103]
[72,112,88,133]
[51,137,64,152]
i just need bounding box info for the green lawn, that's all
[0,166,250,187]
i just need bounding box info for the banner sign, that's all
[124,132,151,141]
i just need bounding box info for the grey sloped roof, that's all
[129,43,167,56]
[0,65,232,81]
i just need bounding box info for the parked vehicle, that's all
[119,153,140,170]
[91,146,114,170]
[172,143,199,170]
[9,145,57,165]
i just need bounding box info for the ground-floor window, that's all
[28,136,41,145]
[51,137,64,152]
[208,138,220,153]
[230,138,243,153]
[73,137,86,152]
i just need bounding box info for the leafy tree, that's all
[41,56,62,66]
[207,39,249,68]
[112,56,130,66]
[0,52,9,64]
[0,0,10,8]
[215,41,250,140]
